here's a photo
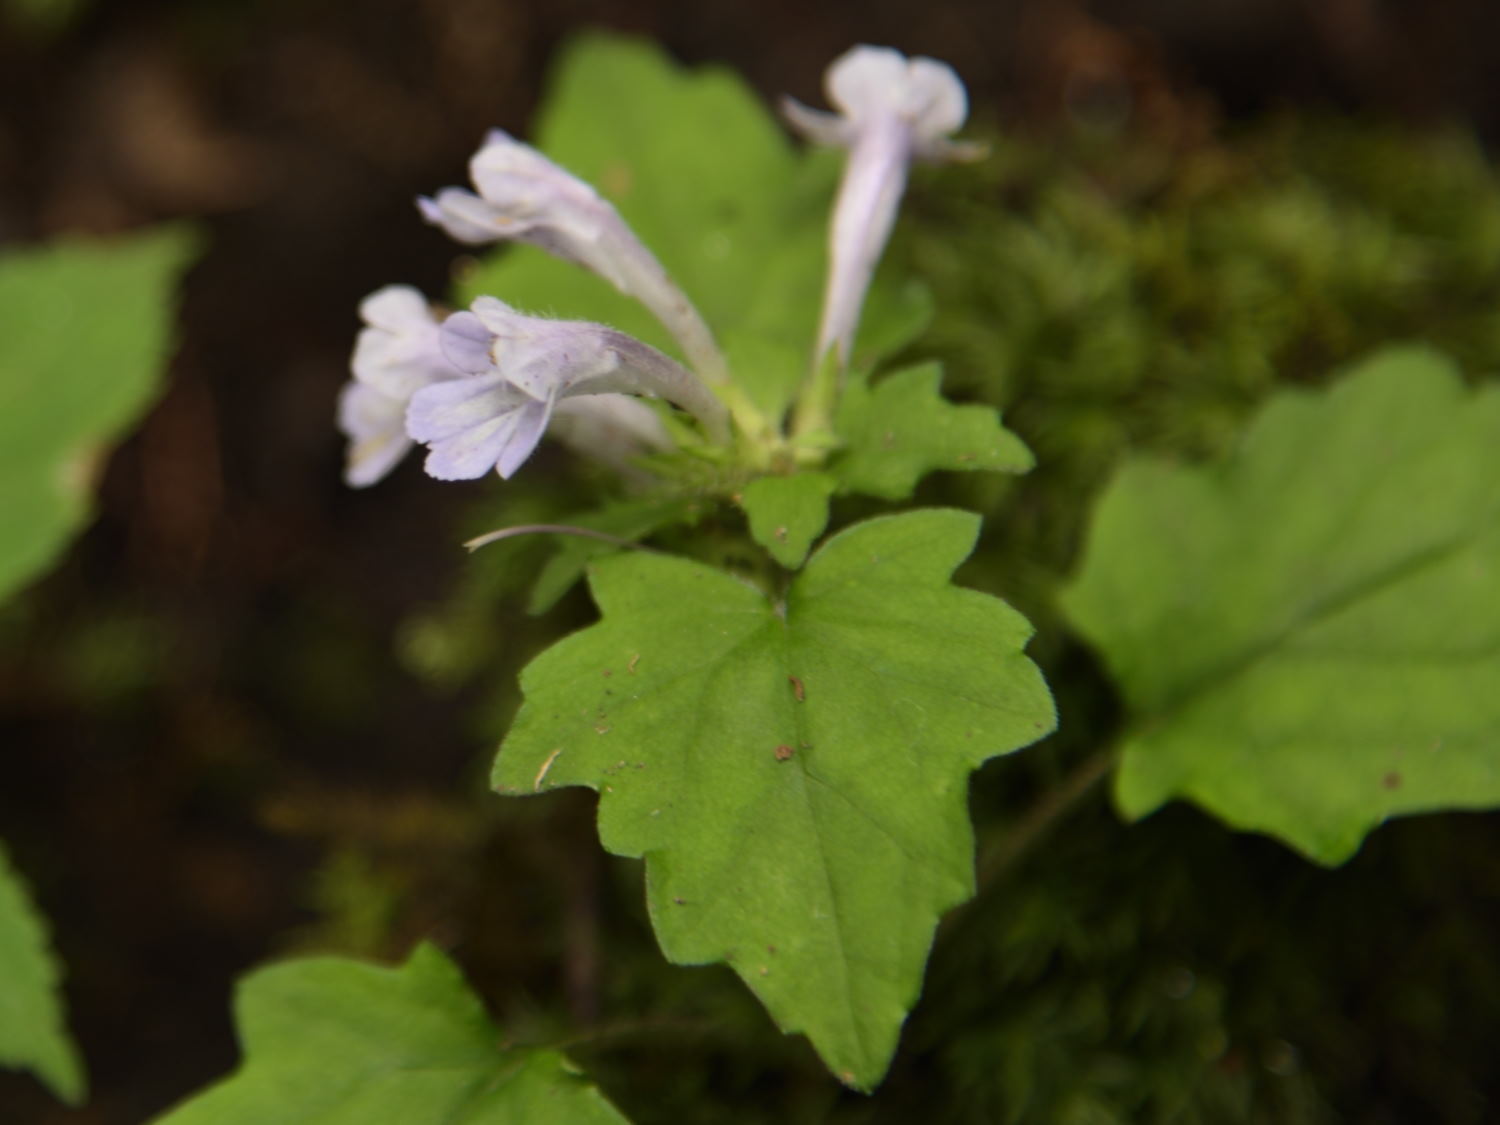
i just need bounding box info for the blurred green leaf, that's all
[0,227,197,601]
[2,0,88,36]
[0,842,84,1104]
[151,944,631,1125]
[495,510,1055,1087]
[0,226,193,1109]
[1062,347,1500,863]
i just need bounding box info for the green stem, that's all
[975,748,1118,887]
[789,348,842,442]
[935,748,1117,952]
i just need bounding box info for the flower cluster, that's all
[336,45,973,488]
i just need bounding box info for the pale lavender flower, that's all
[783,46,980,366]
[419,130,728,383]
[338,285,464,487]
[406,296,726,481]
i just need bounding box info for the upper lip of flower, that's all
[781,46,982,162]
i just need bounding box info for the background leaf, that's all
[0,226,193,1107]
[151,944,631,1125]
[494,510,1055,1087]
[0,841,84,1104]
[1061,346,1500,863]
[832,361,1034,501]
[0,227,197,601]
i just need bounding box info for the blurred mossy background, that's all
[3,0,1500,1122]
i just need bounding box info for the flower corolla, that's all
[338,285,464,487]
[783,46,979,365]
[405,296,725,480]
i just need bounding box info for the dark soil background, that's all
[4,1,1500,1122]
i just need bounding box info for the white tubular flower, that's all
[406,296,727,481]
[338,285,465,487]
[783,46,980,366]
[419,130,728,384]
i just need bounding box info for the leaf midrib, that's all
[1149,527,1484,725]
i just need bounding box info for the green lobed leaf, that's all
[1060,346,1500,864]
[832,361,1034,501]
[0,227,198,601]
[0,841,84,1103]
[151,944,631,1125]
[494,510,1056,1087]
[738,472,836,569]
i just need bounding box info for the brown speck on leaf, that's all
[767,944,777,955]
[594,723,611,734]
[59,446,104,499]
[627,653,640,674]
[774,525,788,542]
[957,452,976,463]
[758,966,769,977]
[673,896,686,905]
[600,160,633,198]
[1382,771,1402,790]
[789,675,805,702]
[602,668,613,678]
[775,744,794,762]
